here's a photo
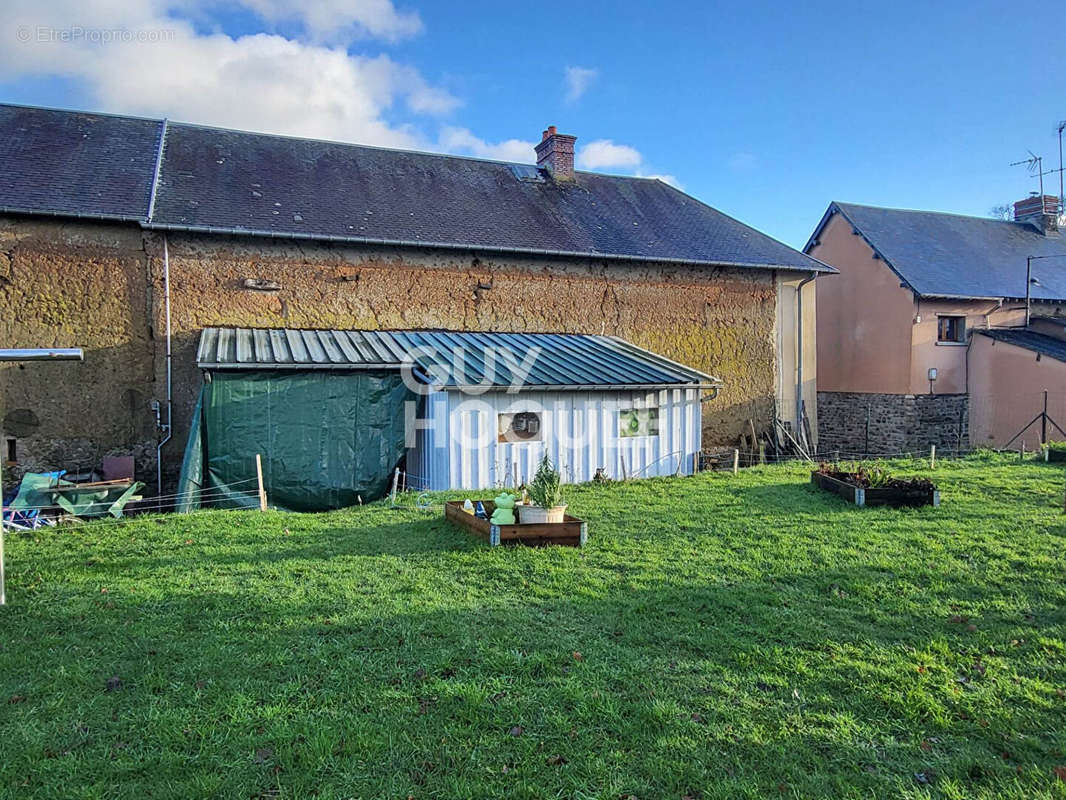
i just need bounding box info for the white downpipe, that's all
[156,234,173,496]
[795,273,816,449]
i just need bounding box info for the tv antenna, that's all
[1010,150,1049,197]
[1057,120,1065,216]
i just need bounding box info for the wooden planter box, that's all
[810,471,940,508]
[444,501,587,547]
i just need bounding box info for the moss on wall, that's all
[1,216,780,488]
[0,218,156,482]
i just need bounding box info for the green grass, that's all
[2,452,1066,799]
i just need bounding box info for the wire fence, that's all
[1,477,263,531]
[3,438,1059,529]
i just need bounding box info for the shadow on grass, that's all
[1,550,1061,800]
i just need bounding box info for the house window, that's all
[620,408,659,437]
[937,316,965,343]
[498,411,542,443]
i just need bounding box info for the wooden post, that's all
[693,451,700,474]
[929,444,936,469]
[255,453,268,511]
[1021,441,1026,461]
[621,455,628,481]
[1045,445,1050,462]
[732,448,739,475]
[758,442,766,465]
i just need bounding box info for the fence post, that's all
[758,442,766,465]
[389,467,400,506]
[732,448,739,475]
[255,453,268,511]
[929,445,936,470]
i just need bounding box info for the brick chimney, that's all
[1014,194,1060,234]
[535,125,577,180]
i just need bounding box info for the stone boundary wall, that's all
[817,391,969,457]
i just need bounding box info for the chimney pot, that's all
[534,125,577,180]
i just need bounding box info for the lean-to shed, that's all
[178,327,720,509]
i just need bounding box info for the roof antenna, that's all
[1057,120,1066,219]
[1010,150,1049,198]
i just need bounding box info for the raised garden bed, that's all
[444,500,587,547]
[811,469,939,508]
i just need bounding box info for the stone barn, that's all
[0,104,831,493]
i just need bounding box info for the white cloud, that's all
[1,0,455,149]
[1,1,684,187]
[637,172,683,190]
[573,138,682,188]
[233,0,423,42]
[564,65,597,103]
[576,139,642,170]
[438,127,535,162]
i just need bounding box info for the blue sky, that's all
[2,0,1063,248]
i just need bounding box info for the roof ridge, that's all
[0,101,164,125]
[834,200,1029,227]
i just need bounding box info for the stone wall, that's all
[1,215,783,491]
[817,391,969,457]
[0,218,157,485]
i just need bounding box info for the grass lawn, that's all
[2,453,1066,799]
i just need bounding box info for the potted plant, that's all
[519,454,567,524]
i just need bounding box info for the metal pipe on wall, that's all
[156,234,173,496]
[795,273,817,448]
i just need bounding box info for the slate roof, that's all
[974,328,1066,364]
[196,327,722,389]
[0,105,163,220]
[806,202,1066,300]
[0,103,830,273]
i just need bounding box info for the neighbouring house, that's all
[806,194,1066,454]
[180,327,717,509]
[0,103,831,495]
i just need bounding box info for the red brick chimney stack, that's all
[535,125,577,180]
[1013,194,1060,234]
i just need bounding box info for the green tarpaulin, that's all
[176,370,413,512]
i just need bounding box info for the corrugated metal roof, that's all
[196,327,721,389]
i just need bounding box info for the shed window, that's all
[620,408,659,437]
[498,412,542,443]
[937,316,965,343]
[5,438,15,463]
